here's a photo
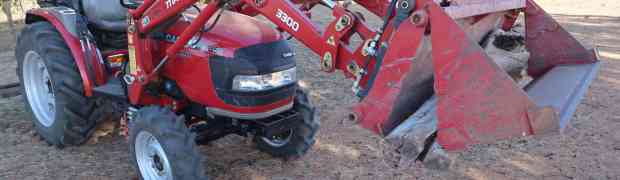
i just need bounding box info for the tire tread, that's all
[15,22,103,147]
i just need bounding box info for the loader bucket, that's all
[526,62,600,130]
[357,0,600,154]
[388,0,600,152]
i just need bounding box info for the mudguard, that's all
[25,7,105,96]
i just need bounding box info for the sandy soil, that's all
[0,1,619,179]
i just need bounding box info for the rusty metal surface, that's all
[355,5,509,135]
[421,0,600,151]
[525,0,597,77]
[427,2,553,151]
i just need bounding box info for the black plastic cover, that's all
[209,40,297,107]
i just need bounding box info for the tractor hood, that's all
[160,10,283,58]
[160,9,296,111]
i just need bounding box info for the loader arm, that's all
[127,0,600,154]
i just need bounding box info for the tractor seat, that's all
[81,0,128,32]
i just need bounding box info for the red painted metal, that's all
[319,7,355,72]
[88,42,107,86]
[425,0,600,151]
[524,0,597,77]
[426,2,548,150]
[125,0,296,112]
[127,0,390,97]
[163,52,294,113]
[161,12,290,113]
[353,0,389,17]
[124,0,517,130]
[165,0,221,58]
[139,0,199,33]
[25,9,95,96]
[129,0,156,17]
[352,6,428,134]
[238,0,384,80]
[502,10,519,30]
[175,10,282,56]
[119,0,597,152]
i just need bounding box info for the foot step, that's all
[92,78,127,101]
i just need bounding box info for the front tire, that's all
[15,22,103,147]
[254,89,320,159]
[129,106,207,180]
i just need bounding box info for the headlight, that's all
[232,67,297,92]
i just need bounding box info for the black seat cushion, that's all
[82,0,128,32]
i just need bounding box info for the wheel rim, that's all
[135,131,173,180]
[23,51,56,127]
[261,130,293,147]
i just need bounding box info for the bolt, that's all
[340,15,350,26]
[347,62,359,75]
[322,52,333,70]
[335,15,352,32]
[399,0,409,9]
[412,14,421,23]
[410,11,428,27]
[142,16,150,26]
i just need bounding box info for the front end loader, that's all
[381,0,600,166]
[15,0,599,178]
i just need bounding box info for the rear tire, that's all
[254,89,320,159]
[129,106,208,180]
[15,22,103,147]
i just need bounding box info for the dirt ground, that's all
[0,1,619,180]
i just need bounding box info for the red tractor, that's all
[16,0,600,179]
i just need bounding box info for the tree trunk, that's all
[1,0,16,40]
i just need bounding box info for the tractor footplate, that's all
[92,78,127,101]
